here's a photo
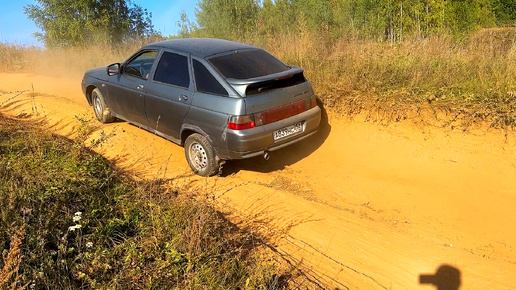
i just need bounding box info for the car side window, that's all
[193,60,228,96]
[153,52,190,88]
[124,50,158,79]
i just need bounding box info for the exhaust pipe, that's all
[263,151,270,160]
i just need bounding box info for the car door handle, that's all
[179,95,188,101]
[136,84,145,90]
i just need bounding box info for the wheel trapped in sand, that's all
[81,38,321,176]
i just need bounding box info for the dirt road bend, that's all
[1,72,515,289]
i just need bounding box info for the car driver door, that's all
[107,50,158,128]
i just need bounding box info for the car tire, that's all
[92,88,114,123]
[185,133,218,177]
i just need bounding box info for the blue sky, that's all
[0,0,200,47]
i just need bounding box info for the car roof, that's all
[146,38,258,58]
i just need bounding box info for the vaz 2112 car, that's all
[81,38,321,176]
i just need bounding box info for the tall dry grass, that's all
[251,28,516,128]
[0,226,26,290]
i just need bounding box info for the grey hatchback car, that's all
[81,38,321,176]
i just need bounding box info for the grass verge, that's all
[0,112,295,289]
[253,28,516,129]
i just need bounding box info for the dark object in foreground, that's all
[419,264,461,290]
[82,38,321,176]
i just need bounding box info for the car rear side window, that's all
[124,50,158,79]
[154,52,190,88]
[208,49,289,80]
[193,60,228,96]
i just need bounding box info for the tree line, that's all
[190,0,516,41]
[26,0,516,48]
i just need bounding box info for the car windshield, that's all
[208,49,289,80]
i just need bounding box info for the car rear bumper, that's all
[222,106,321,159]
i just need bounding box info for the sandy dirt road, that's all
[1,72,515,289]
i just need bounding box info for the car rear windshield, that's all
[208,49,289,80]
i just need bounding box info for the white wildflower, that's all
[86,242,93,248]
[72,212,82,222]
[68,224,82,232]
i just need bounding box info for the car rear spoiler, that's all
[226,67,306,97]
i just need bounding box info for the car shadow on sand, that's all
[221,102,331,176]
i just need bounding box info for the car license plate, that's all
[273,122,303,141]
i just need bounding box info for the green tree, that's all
[195,0,259,39]
[491,0,516,26]
[445,0,482,36]
[292,0,335,33]
[177,10,196,38]
[257,0,296,35]
[191,0,510,42]
[24,0,154,47]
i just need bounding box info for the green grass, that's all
[0,113,294,289]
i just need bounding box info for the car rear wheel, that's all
[185,133,218,177]
[92,88,114,123]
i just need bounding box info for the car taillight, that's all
[228,115,255,130]
[253,112,268,126]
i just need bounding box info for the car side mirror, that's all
[107,63,121,76]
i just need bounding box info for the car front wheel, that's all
[92,88,114,123]
[184,133,218,177]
